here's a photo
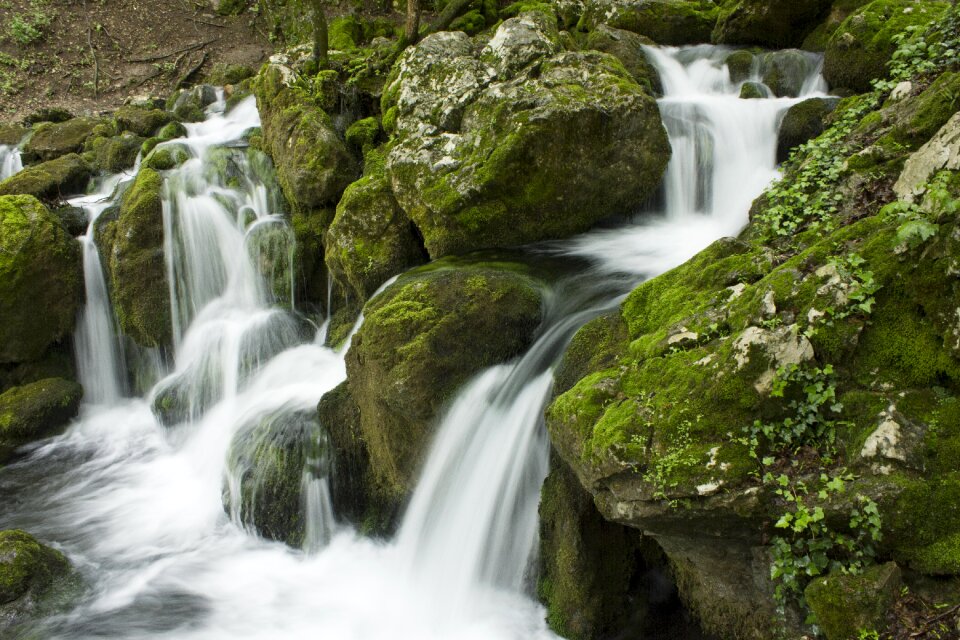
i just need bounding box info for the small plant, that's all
[805,253,881,338]
[6,1,51,46]
[882,172,960,250]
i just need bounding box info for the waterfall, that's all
[0,46,828,640]
[0,143,22,180]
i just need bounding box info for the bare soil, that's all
[0,0,274,121]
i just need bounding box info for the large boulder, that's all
[22,117,103,163]
[0,124,27,146]
[583,25,662,95]
[0,530,74,632]
[345,263,543,500]
[384,13,670,257]
[113,105,175,138]
[0,378,83,462]
[0,154,93,202]
[324,152,427,305]
[713,0,834,48]
[0,195,82,364]
[97,167,172,349]
[579,0,720,45]
[824,0,948,93]
[253,64,359,213]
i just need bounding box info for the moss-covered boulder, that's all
[0,195,82,364]
[0,378,83,462]
[759,49,820,98]
[0,530,73,631]
[0,124,27,146]
[801,0,875,52]
[580,0,720,45]
[224,409,318,547]
[804,562,901,639]
[92,133,144,173]
[823,0,948,93]
[0,154,93,202]
[97,167,172,349]
[253,64,359,213]
[324,154,427,305]
[143,143,191,171]
[713,0,834,48]
[724,49,755,83]
[22,117,103,163]
[777,97,839,163]
[385,14,669,257]
[739,81,766,99]
[114,105,174,138]
[583,25,662,95]
[169,85,218,122]
[345,263,543,500]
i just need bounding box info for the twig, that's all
[188,16,227,29]
[87,27,99,98]
[126,38,217,64]
[176,51,208,89]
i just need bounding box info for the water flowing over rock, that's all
[384,12,670,257]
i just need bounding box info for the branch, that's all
[126,38,217,64]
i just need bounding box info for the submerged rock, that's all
[385,13,670,257]
[0,530,75,632]
[345,263,543,501]
[0,378,82,462]
[0,195,82,364]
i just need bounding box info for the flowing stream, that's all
[0,46,826,639]
[0,142,23,180]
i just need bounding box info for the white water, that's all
[0,46,826,640]
[0,143,23,180]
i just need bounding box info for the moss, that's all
[724,49,755,83]
[739,81,765,99]
[0,124,27,146]
[95,133,144,173]
[0,154,93,202]
[99,167,172,349]
[215,0,247,15]
[0,195,83,364]
[803,562,901,640]
[23,116,103,163]
[208,63,254,86]
[876,71,960,151]
[143,143,190,171]
[329,15,363,50]
[345,264,543,499]
[0,530,70,606]
[344,117,380,153]
[824,0,949,92]
[114,106,174,137]
[0,378,82,462]
[554,311,630,395]
[713,0,833,48]
[450,9,487,35]
[888,475,960,575]
[583,26,662,94]
[580,0,719,45]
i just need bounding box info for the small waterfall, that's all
[72,173,134,405]
[0,143,22,180]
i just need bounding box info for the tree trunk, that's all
[310,0,329,68]
[404,0,421,46]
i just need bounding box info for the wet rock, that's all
[92,133,144,173]
[584,25,662,95]
[0,195,82,364]
[0,529,74,632]
[345,263,543,500]
[169,85,218,122]
[580,0,720,45]
[713,0,833,49]
[22,117,103,163]
[0,154,93,202]
[777,97,839,163]
[114,105,175,138]
[724,49,755,84]
[759,49,818,98]
[0,378,83,462]
[51,204,88,236]
[0,124,27,146]
[739,81,766,99]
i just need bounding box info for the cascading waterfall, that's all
[0,46,827,640]
[0,142,23,180]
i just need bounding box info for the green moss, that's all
[0,195,82,364]
[158,121,187,141]
[803,562,901,640]
[0,154,93,202]
[344,117,380,153]
[143,144,190,171]
[215,0,247,15]
[0,530,70,606]
[23,116,102,163]
[876,71,960,151]
[0,378,82,462]
[208,63,254,86]
[95,133,143,173]
[713,0,833,48]
[580,0,719,45]
[450,9,487,35]
[114,106,174,137]
[889,476,960,574]
[0,124,27,146]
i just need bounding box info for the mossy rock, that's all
[0,124,27,146]
[114,105,174,138]
[0,347,76,395]
[804,562,901,640]
[0,378,82,462]
[583,25,662,95]
[801,0,875,52]
[386,20,669,257]
[724,49,755,84]
[713,0,834,48]
[23,108,73,126]
[93,133,144,173]
[0,154,93,202]
[224,409,317,547]
[98,167,172,349]
[759,49,818,98]
[253,65,359,213]
[324,159,427,305]
[345,263,543,500]
[50,204,88,236]
[0,529,75,631]
[580,0,720,45]
[823,0,949,93]
[158,121,188,141]
[739,81,766,99]
[22,117,103,163]
[538,457,648,640]
[143,143,191,171]
[207,63,255,86]
[330,15,363,50]
[777,97,839,163]
[169,85,218,123]
[0,195,82,364]
[344,117,380,153]
[215,0,248,16]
